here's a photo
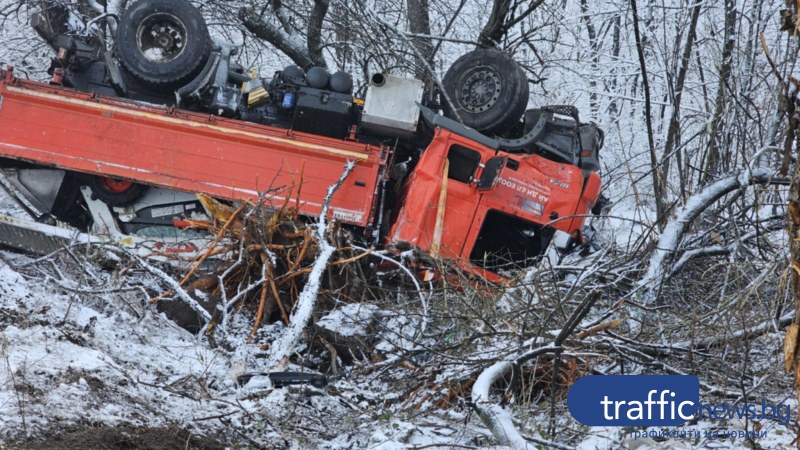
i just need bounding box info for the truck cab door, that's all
[387,130,489,261]
[435,143,487,257]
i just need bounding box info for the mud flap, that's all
[103,51,128,97]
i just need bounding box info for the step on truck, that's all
[0,0,603,282]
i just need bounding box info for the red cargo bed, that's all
[0,71,388,228]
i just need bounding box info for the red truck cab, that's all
[390,128,601,281]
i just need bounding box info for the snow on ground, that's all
[0,255,232,438]
[0,187,793,448]
[0,243,493,448]
[0,1,796,448]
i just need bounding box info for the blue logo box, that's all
[568,375,700,426]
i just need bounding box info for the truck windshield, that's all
[469,210,554,272]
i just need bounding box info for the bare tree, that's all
[661,0,702,202]
[630,0,666,226]
[238,0,329,70]
[406,0,433,82]
[702,0,737,183]
[478,0,545,48]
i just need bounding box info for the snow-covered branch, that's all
[667,216,784,278]
[114,247,213,324]
[638,168,777,303]
[238,5,327,69]
[264,160,356,370]
[471,292,600,448]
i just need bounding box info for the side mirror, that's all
[477,156,507,191]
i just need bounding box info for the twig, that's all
[111,247,213,325]
[248,263,271,342]
[180,203,245,286]
[267,263,289,325]
[265,161,357,370]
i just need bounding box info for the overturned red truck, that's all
[0,0,603,282]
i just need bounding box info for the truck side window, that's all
[447,145,481,183]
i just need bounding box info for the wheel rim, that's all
[456,65,502,113]
[97,177,134,194]
[136,13,187,63]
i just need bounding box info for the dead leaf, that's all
[794,364,800,391]
[577,319,622,340]
[785,324,799,374]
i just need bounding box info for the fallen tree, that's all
[264,161,356,370]
[638,167,780,303]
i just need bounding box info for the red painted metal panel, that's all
[389,128,596,277]
[0,77,387,228]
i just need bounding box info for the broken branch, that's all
[264,160,357,370]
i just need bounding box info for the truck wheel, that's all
[89,176,148,207]
[116,0,210,91]
[442,49,529,135]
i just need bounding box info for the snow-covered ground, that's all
[0,225,794,449]
[0,246,500,448]
[0,0,798,449]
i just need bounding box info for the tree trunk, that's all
[703,0,737,184]
[478,0,545,48]
[332,2,354,70]
[406,0,434,83]
[479,0,512,47]
[662,1,701,201]
[788,115,800,408]
[780,0,800,415]
[608,13,621,116]
[630,0,665,226]
[307,0,329,69]
[239,0,328,70]
[579,0,599,117]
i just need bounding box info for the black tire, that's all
[51,174,92,229]
[89,176,148,207]
[442,49,530,135]
[115,0,210,91]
